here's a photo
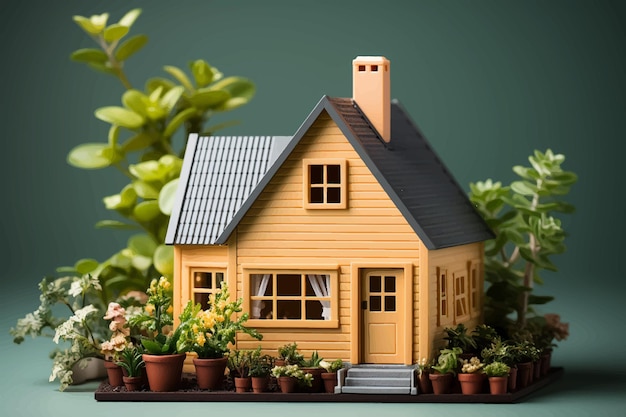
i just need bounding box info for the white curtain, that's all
[307,274,331,320]
[251,274,271,319]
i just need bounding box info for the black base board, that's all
[95,367,563,403]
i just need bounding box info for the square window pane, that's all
[310,187,324,203]
[306,275,330,297]
[327,187,341,203]
[258,301,274,320]
[194,272,212,288]
[251,274,273,296]
[277,300,301,319]
[310,165,323,184]
[369,276,381,293]
[385,296,396,311]
[305,300,324,320]
[326,165,341,184]
[384,276,396,293]
[369,295,381,311]
[194,293,210,310]
[277,274,301,296]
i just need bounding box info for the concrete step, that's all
[341,385,413,395]
[344,376,410,387]
[346,368,414,379]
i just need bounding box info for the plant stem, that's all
[518,181,541,326]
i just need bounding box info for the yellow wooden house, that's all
[165,56,493,370]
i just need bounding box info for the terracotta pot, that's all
[278,376,298,393]
[417,370,433,394]
[251,376,269,393]
[234,377,252,393]
[104,360,124,387]
[458,373,485,395]
[302,367,323,392]
[488,376,508,395]
[193,357,227,390]
[143,353,185,392]
[516,362,532,389]
[508,366,518,391]
[123,375,143,392]
[540,351,552,376]
[429,372,454,394]
[274,359,286,366]
[321,372,337,393]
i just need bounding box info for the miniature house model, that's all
[166,56,493,367]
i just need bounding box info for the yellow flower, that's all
[195,332,206,347]
[159,276,171,291]
[145,304,155,316]
[192,324,199,334]
[166,305,173,315]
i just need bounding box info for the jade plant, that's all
[469,149,576,341]
[10,8,255,390]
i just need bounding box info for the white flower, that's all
[68,281,83,298]
[69,275,102,298]
[52,305,98,344]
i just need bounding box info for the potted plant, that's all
[227,349,254,392]
[277,342,304,366]
[176,282,262,390]
[319,358,343,393]
[301,351,324,392]
[483,361,510,395]
[429,347,461,394]
[271,365,313,393]
[471,324,500,355]
[248,348,273,393]
[116,346,145,391]
[510,340,540,389]
[457,356,485,395]
[101,302,132,387]
[481,339,518,391]
[129,276,185,392]
[416,357,434,394]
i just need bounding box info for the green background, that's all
[1,0,624,415]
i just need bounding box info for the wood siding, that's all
[234,112,421,363]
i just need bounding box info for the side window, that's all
[192,270,225,309]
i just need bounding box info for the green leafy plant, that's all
[443,323,477,353]
[302,351,324,368]
[248,348,274,378]
[432,347,462,375]
[61,8,255,302]
[277,342,304,365]
[483,361,510,378]
[481,339,516,366]
[115,346,145,377]
[469,149,576,338]
[227,349,256,378]
[176,283,262,359]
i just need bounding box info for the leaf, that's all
[67,143,112,169]
[132,180,160,199]
[108,125,120,148]
[95,106,145,129]
[141,339,165,355]
[95,220,140,230]
[122,132,155,152]
[122,89,149,117]
[130,160,161,182]
[154,245,174,277]
[163,65,194,91]
[73,15,107,35]
[146,77,176,94]
[115,34,148,61]
[188,89,230,109]
[510,181,537,197]
[190,59,214,87]
[70,48,108,64]
[158,179,179,215]
[128,234,157,257]
[163,107,197,138]
[131,254,152,271]
[212,77,255,111]
[75,259,99,275]
[160,86,185,113]
[118,8,142,27]
[103,24,129,42]
[133,200,162,221]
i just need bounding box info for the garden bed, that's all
[95,367,563,403]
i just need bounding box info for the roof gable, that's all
[167,96,493,249]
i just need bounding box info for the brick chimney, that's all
[352,56,391,142]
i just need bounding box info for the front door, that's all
[361,269,404,363]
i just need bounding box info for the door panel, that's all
[361,269,404,363]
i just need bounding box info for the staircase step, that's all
[341,386,412,395]
[346,368,414,379]
[345,377,410,387]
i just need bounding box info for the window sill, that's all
[247,319,339,329]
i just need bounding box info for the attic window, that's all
[303,159,347,209]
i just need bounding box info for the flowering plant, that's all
[101,302,131,360]
[129,276,182,355]
[177,283,261,358]
[460,356,484,374]
[271,365,313,387]
[416,357,434,375]
[320,358,343,374]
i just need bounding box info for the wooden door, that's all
[361,269,404,363]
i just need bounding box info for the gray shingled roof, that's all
[165,134,290,245]
[166,97,493,249]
